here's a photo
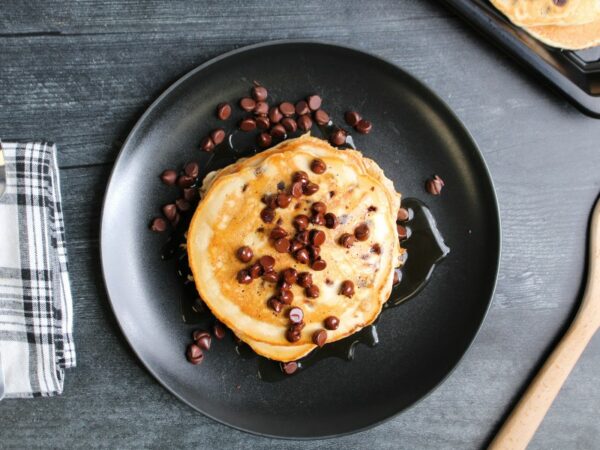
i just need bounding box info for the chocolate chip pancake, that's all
[188,135,403,362]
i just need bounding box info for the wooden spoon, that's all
[489,196,600,450]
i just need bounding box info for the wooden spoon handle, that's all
[488,313,597,450]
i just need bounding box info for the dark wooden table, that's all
[1,1,599,448]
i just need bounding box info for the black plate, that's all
[442,0,600,118]
[101,41,500,439]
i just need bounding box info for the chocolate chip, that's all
[339,233,355,248]
[286,327,301,343]
[295,100,310,116]
[262,270,279,283]
[290,322,305,332]
[293,214,310,231]
[171,214,180,227]
[186,343,204,364]
[297,272,313,288]
[282,268,298,285]
[311,258,327,271]
[426,175,444,195]
[160,169,177,186]
[553,0,567,6]
[296,230,310,245]
[303,182,319,196]
[305,284,320,298]
[355,119,372,134]
[254,101,268,115]
[252,85,268,102]
[371,243,382,254]
[237,269,252,284]
[310,229,326,246]
[175,198,191,212]
[276,192,292,208]
[288,307,304,324]
[257,132,272,148]
[256,116,270,129]
[311,213,325,226]
[213,322,226,339]
[259,255,275,270]
[324,316,339,330]
[292,171,309,185]
[184,161,199,178]
[340,280,355,297]
[260,207,275,223]
[312,329,327,347]
[314,110,330,126]
[295,248,310,264]
[274,237,290,253]
[278,289,294,305]
[270,226,288,240]
[150,217,167,232]
[289,240,304,253]
[397,207,409,222]
[397,224,407,240]
[177,175,194,188]
[268,297,283,312]
[270,124,286,139]
[354,223,370,241]
[235,245,254,262]
[281,361,298,375]
[309,159,326,176]
[210,128,226,145]
[279,280,292,292]
[240,117,257,132]
[329,128,346,146]
[162,204,177,221]
[297,114,313,131]
[281,117,297,133]
[324,213,338,229]
[249,262,263,279]
[262,194,278,209]
[268,106,283,123]
[183,188,197,202]
[307,245,320,260]
[240,97,256,112]
[277,181,285,191]
[291,181,304,198]
[311,201,327,214]
[345,111,361,127]
[306,95,322,111]
[279,102,295,117]
[200,136,215,152]
[216,102,232,120]
[367,205,377,212]
[193,330,211,350]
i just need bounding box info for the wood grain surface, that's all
[1,1,599,448]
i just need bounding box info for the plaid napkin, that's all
[0,141,75,398]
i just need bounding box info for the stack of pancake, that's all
[187,135,404,362]
[491,0,600,49]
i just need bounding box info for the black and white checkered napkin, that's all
[0,142,75,398]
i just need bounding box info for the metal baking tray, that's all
[441,0,600,117]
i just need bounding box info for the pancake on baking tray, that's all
[187,134,404,362]
[490,0,600,49]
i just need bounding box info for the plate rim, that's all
[100,38,502,440]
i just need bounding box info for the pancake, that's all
[524,17,600,49]
[188,135,403,362]
[490,0,600,27]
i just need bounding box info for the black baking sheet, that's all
[441,0,600,117]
